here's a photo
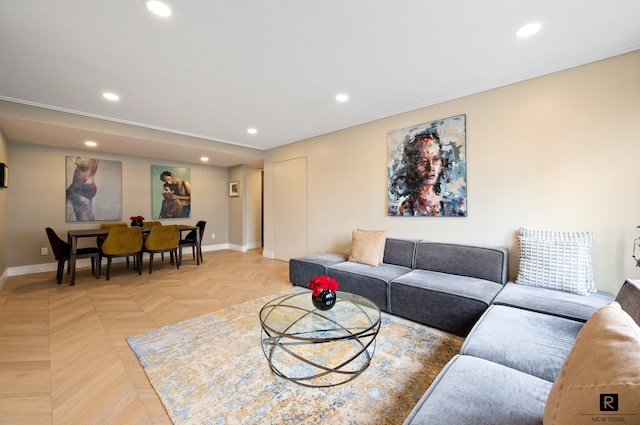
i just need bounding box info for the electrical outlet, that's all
[211,233,216,239]
[41,247,48,256]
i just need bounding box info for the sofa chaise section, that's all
[289,252,347,288]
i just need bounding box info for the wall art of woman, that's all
[388,115,467,217]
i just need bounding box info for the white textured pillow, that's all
[516,228,596,296]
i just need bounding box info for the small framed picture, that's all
[229,181,239,197]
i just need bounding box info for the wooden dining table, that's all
[67,224,201,286]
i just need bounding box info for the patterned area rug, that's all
[127,287,463,425]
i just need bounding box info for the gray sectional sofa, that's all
[290,238,509,336]
[289,238,639,424]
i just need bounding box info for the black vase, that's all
[131,220,143,227]
[312,290,336,311]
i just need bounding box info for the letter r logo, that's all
[600,394,618,411]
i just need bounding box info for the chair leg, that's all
[95,256,101,279]
[56,260,65,285]
[138,253,143,276]
[174,249,179,269]
[106,258,112,281]
[148,253,154,274]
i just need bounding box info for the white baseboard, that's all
[262,250,275,259]
[4,243,258,278]
[0,268,8,290]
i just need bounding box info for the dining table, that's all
[67,224,201,286]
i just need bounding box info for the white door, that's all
[273,157,307,261]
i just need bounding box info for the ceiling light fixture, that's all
[103,92,120,101]
[336,94,349,103]
[247,128,258,135]
[516,22,541,38]
[200,157,209,162]
[144,0,172,17]
[85,141,97,147]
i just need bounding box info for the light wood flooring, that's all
[0,249,293,425]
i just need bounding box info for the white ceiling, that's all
[0,0,639,167]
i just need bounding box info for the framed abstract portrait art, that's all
[387,114,467,217]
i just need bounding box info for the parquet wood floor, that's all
[0,249,293,425]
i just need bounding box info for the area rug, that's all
[127,287,464,425]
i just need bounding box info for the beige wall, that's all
[0,128,8,281]
[228,165,263,250]
[264,51,640,295]
[6,142,230,269]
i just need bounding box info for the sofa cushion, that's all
[288,253,348,287]
[390,270,503,336]
[492,282,615,322]
[403,355,552,425]
[348,229,387,266]
[544,302,640,425]
[461,305,583,382]
[615,279,640,325]
[327,261,410,312]
[382,237,420,268]
[414,242,508,284]
[516,228,596,296]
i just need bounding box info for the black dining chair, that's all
[179,220,206,265]
[46,227,100,284]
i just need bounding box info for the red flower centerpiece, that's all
[130,215,145,227]
[308,275,338,310]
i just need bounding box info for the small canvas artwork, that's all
[152,165,191,219]
[66,156,122,221]
[388,114,467,216]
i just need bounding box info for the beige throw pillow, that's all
[544,302,640,425]
[348,229,387,267]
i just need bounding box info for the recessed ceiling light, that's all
[336,94,349,102]
[247,128,258,135]
[516,22,541,38]
[200,157,209,162]
[103,92,120,101]
[85,141,97,147]
[144,0,172,17]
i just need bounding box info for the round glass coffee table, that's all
[259,290,381,388]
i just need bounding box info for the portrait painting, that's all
[66,156,122,221]
[151,165,191,219]
[387,114,467,217]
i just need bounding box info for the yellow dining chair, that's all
[142,221,162,230]
[98,222,129,265]
[144,224,179,274]
[99,226,143,280]
[142,220,164,260]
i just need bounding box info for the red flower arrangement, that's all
[308,275,339,296]
[130,215,145,221]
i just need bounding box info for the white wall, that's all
[264,51,640,295]
[228,165,264,251]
